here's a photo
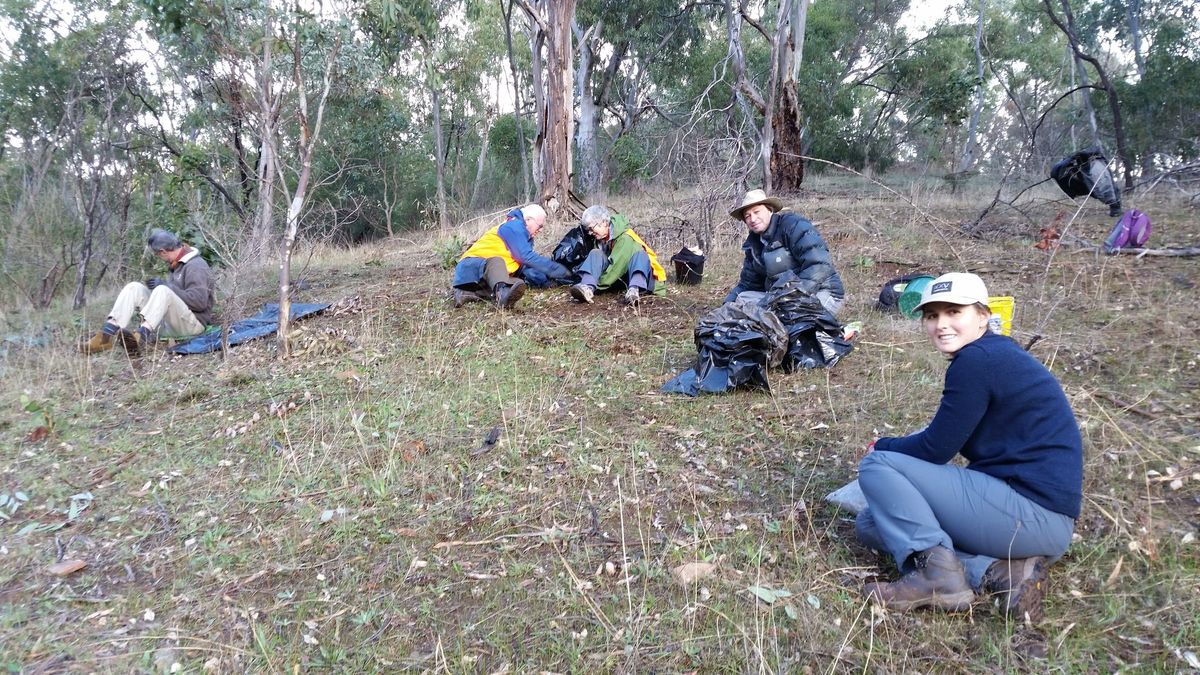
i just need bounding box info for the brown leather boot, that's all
[79,330,115,355]
[863,545,975,612]
[982,556,1048,622]
[453,288,485,308]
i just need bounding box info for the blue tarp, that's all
[169,303,330,355]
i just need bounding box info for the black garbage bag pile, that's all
[1050,148,1122,217]
[661,296,788,396]
[663,273,852,396]
[763,272,855,371]
[551,225,597,270]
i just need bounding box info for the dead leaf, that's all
[400,439,427,461]
[1103,554,1124,588]
[395,527,419,537]
[47,559,87,576]
[25,426,49,443]
[671,561,717,586]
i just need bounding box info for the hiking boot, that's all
[569,284,595,304]
[80,330,115,355]
[983,556,1048,623]
[494,280,526,309]
[622,286,643,306]
[453,288,485,308]
[118,328,148,355]
[863,545,975,612]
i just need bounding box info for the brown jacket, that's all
[165,249,215,325]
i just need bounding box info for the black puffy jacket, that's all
[725,211,844,303]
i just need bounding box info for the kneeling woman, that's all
[856,273,1082,621]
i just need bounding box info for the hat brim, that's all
[913,294,985,311]
[730,197,784,220]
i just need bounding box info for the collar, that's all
[170,248,199,270]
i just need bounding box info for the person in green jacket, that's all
[567,205,668,306]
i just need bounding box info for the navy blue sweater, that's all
[875,332,1083,519]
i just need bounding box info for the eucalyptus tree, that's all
[571,0,702,198]
[1,0,151,308]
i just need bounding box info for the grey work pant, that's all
[733,289,843,316]
[856,450,1075,589]
[576,248,655,291]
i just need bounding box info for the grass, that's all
[1,182,1199,672]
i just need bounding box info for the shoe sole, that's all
[454,292,484,308]
[500,282,526,309]
[569,286,593,303]
[865,585,975,612]
[1004,558,1048,622]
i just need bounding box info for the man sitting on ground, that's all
[726,189,845,315]
[81,228,215,355]
[567,205,667,307]
[452,203,571,309]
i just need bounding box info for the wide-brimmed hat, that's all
[914,272,990,311]
[729,189,784,220]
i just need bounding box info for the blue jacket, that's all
[453,210,569,287]
[726,211,845,302]
[875,332,1083,519]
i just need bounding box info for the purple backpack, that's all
[1103,209,1151,253]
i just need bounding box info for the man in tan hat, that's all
[726,189,845,314]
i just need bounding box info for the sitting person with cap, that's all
[567,205,667,307]
[452,203,571,309]
[726,189,845,315]
[855,272,1082,622]
[80,228,215,354]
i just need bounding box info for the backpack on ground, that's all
[1103,209,1152,254]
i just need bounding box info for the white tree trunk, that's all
[957,0,986,174]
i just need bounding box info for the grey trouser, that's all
[856,450,1075,589]
[576,249,655,291]
[733,289,843,316]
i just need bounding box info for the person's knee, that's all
[628,250,651,272]
[857,450,904,494]
[148,285,175,302]
[122,281,148,294]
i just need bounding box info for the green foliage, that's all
[435,234,467,270]
[607,135,652,188]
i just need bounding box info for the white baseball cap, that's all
[914,272,990,310]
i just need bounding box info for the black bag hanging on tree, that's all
[1049,147,1122,217]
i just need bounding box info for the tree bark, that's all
[277,23,340,358]
[957,0,986,174]
[470,105,496,209]
[574,20,602,198]
[538,0,576,213]
[501,0,532,200]
[767,0,807,191]
[426,41,450,231]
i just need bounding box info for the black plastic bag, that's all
[763,272,854,371]
[1050,148,1122,217]
[551,225,597,270]
[661,297,788,396]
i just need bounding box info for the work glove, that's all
[146,278,164,289]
